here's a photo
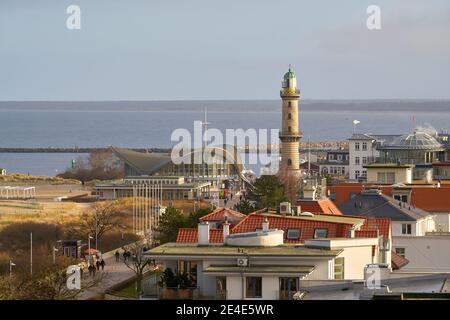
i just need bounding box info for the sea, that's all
[0,100,449,176]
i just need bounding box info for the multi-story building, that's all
[146,207,393,300]
[348,130,450,182]
[318,149,349,178]
[338,187,450,272]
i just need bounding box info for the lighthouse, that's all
[279,66,301,174]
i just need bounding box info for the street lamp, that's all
[88,235,94,263]
[53,246,59,264]
[9,260,15,279]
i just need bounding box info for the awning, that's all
[203,265,315,275]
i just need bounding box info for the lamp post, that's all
[53,246,58,264]
[95,222,103,250]
[88,235,94,264]
[9,260,15,279]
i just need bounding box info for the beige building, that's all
[364,163,413,184]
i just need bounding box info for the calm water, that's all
[0,100,449,175]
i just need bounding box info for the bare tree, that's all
[122,236,154,296]
[78,200,125,247]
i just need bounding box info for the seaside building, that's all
[348,130,450,182]
[146,205,393,300]
[279,67,301,175]
[93,145,249,200]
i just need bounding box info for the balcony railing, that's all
[158,287,199,300]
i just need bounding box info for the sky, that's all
[0,0,449,101]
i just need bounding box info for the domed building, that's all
[377,130,445,180]
[378,130,445,164]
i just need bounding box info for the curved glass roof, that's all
[381,131,444,151]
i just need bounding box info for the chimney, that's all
[198,221,210,246]
[262,217,269,232]
[223,217,230,240]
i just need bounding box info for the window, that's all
[337,154,343,161]
[288,126,291,132]
[288,113,292,119]
[287,159,292,166]
[216,277,227,299]
[314,228,328,238]
[177,260,198,284]
[329,154,335,161]
[279,277,298,300]
[246,277,262,298]
[377,172,395,184]
[345,155,349,160]
[401,224,412,235]
[355,157,360,165]
[362,157,367,164]
[355,142,360,151]
[288,101,291,107]
[395,247,406,258]
[362,170,367,177]
[287,228,300,240]
[355,170,360,179]
[362,142,367,151]
[334,257,345,280]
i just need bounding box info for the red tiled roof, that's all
[391,251,409,270]
[199,207,247,222]
[231,213,354,243]
[176,228,223,243]
[410,188,450,212]
[356,218,391,239]
[297,199,343,215]
[177,215,391,244]
[327,183,393,205]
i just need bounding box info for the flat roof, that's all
[364,164,414,169]
[145,242,342,257]
[203,265,315,274]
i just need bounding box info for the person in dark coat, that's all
[115,250,120,262]
[96,260,100,271]
[100,259,105,271]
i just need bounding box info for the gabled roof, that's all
[338,193,432,221]
[391,251,409,270]
[176,228,223,243]
[410,188,450,213]
[349,133,377,141]
[199,207,247,223]
[230,213,358,243]
[356,218,391,239]
[176,213,390,244]
[297,199,343,215]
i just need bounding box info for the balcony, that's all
[157,287,199,300]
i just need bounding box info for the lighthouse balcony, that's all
[279,133,302,141]
[280,88,300,97]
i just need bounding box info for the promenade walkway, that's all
[77,250,135,300]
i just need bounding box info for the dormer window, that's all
[287,229,300,240]
[314,228,328,238]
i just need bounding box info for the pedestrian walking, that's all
[100,259,105,271]
[96,260,100,271]
[115,250,120,262]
